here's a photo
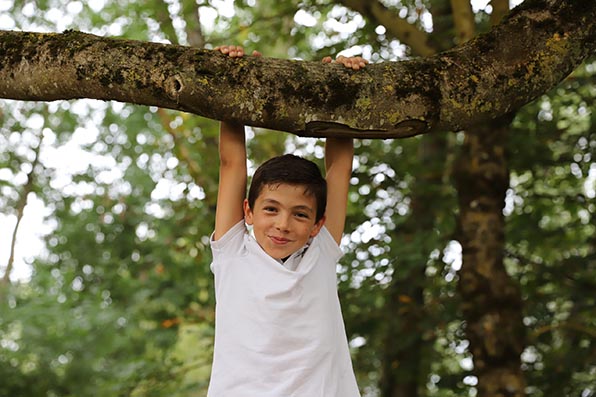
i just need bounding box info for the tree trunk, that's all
[455,116,526,396]
[0,0,594,138]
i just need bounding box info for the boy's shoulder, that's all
[211,220,246,255]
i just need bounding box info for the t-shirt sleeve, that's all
[210,220,246,272]
[316,226,344,264]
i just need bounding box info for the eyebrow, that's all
[261,199,315,213]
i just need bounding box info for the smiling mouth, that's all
[269,236,291,244]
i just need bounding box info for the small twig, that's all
[1,129,42,284]
[531,322,596,340]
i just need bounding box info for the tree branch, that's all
[531,322,596,340]
[0,0,594,138]
[183,0,205,48]
[450,0,476,42]
[490,0,511,25]
[337,0,436,57]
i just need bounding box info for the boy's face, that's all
[244,183,325,260]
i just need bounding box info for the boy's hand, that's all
[322,55,368,70]
[214,45,262,58]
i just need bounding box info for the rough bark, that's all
[0,0,594,138]
[455,117,526,397]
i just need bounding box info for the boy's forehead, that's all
[259,183,316,204]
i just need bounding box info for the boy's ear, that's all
[243,199,254,225]
[309,215,326,238]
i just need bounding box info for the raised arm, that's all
[212,45,262,240]
[324,137,354,245]
[321,54,366,244]
[213,121,247,240]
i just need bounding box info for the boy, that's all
[209,45,367,397]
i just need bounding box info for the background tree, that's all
[0,1,594,397]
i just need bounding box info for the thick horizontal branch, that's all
[0,0,594,138]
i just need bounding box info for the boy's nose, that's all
[275,215,290,231]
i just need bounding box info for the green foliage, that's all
[506,59,596,397]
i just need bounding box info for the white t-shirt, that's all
[208,221,360,397]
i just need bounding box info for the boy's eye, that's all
[295,212,309,219]
[263,206,277,213]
